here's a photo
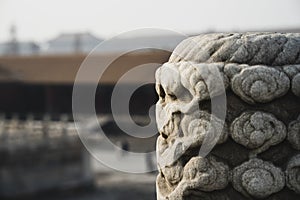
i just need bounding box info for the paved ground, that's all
[34,173,157,200]
[3,141,158,200]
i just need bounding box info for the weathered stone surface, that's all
[287,115,300,150]
[225,64,290,104]
[284,65,300,97]
[230,111,287,156]
[169,33,300,66]
[157,156,229,200]
[160,160,183,186]
[232,158,285,199]
[156,33,300,200]
[155,61,228,108]
[286,154,300,193]
[156,110,228,168]
[182,190,230,200]
[182,156,229,191]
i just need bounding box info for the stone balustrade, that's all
[0,113,93,198]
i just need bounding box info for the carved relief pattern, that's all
[284,65,300,97]
[232,158,285,198]
[287,115,300,150]
[230,111,287,155]
[156,33,300,200]
[225,64,290,104]
[286,154,300,193]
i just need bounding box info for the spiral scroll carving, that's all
[182,156,229,192]
[156,110,228,167]
[286,154,300,193]
[156,33,300,200]
[232,158,285,198]
[230,111,287,155]
[156,62,229,103]
[158,156,230,200]
[225,64,290,104]
[287,115,300,150]
[284,65,300,97]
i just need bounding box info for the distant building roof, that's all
[0,51,170,84]
[43,32,103,54]
[0,42,40,56]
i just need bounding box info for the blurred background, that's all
[0,0,300,199]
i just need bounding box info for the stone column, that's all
[155,33,300,199]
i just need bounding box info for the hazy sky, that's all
[0,0,300,42]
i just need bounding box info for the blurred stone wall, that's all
[0,114,93,197]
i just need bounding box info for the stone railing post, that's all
[155,33,300,199]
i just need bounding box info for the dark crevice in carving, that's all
[159,84,166,99]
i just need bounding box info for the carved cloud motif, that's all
[156,62,229,167]
[163,156,230,200]
[225,64,290,104]
[182,156,229,191]
[283,65,300,97]
[286,154,300,193]
[232,158,285,198]
[287,115,300,150]
[157,110,228,168]
[230,111,286,155]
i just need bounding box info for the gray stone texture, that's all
[156,33,300,199]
